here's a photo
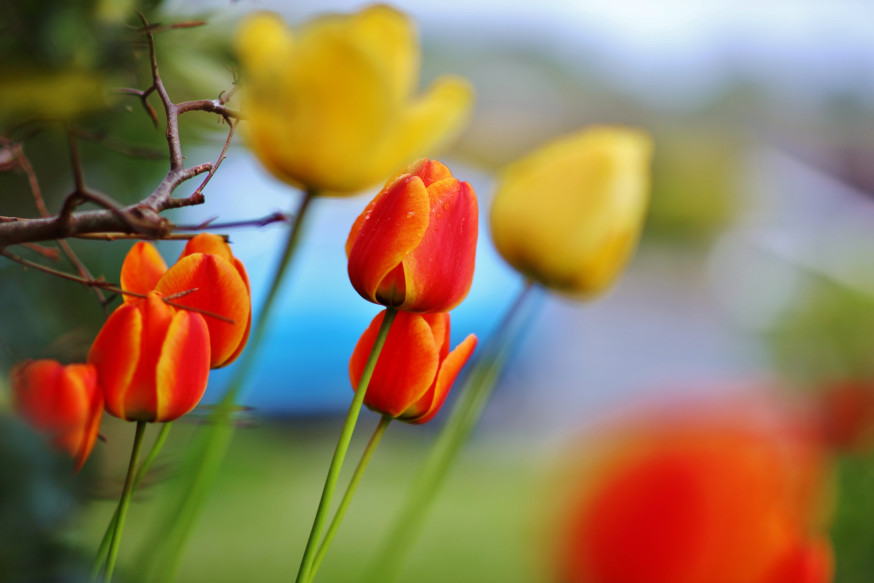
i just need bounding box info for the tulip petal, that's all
[345,5,417,104]
[125,294,177,421]
[88,302,142,420]
[350,310,440,418]
[156,253,250,368]
[401,178,478,312]
[347,175,430,306]
[422,312,450,360]
[120,241,168,303]
[61,364,103,471]
[404,333,477,424]
[12,361,103,471]
[376,76,474,169]
[407,158,454,187]
[155,310,211,422]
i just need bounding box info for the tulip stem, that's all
[363,281,536,583]
[296,308,398,583]
[102,420,148,582]
[309,415,392,581]
[134,190,316,582]
[91,422,172,581]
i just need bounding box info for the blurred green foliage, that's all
[0,415,91,582]
[766,276,874,387]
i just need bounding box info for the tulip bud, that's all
[11,359,103,471]
[347,159,478,313]
[490,126,652,297]
[120,234,251,368]
[350,310,476,424]
[88,292,210,423]
[234,6,473,195]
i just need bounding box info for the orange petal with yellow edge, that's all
[155,308,211,422]
[88,302,143,419]
[346,175,430,306]
[404,333,476,424]
[407,158,453,187]
[350,310,439,418]
[156,253,250,368]
[120,241,168,302]
[400,178,478,312]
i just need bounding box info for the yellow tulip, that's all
[490,127,652,297]
[234,6,474,196]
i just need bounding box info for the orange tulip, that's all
[346,159,478,313]
[557,401,831,583]
[120,234,251,368]
[88,291,211,422]
[350,309,476,424]
[11,359,103,471]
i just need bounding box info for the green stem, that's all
[136,190,316,582]
[91,423,172,580]
[296,308,398,583]
[309,415,392,581]
[102,420,148,582]
[363,282,536,583]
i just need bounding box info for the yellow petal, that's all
[345,5,418,103]
[373,76,474,180]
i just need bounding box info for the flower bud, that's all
[350,310,476,424]
[11,359,103,471]
[347,159,478,313]
[490,126,652,297]
[88,292,210,423]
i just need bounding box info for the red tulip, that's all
[346,159,478,313]
[11,359,103,471]
[349,309,476,424]
[557,400,831,583]
[88,291,210,422]
[120,234,251,368]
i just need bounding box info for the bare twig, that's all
[0,248,235,324]
[75,232,228,242]
[21,243,61,260]
[174,212,292,231]
[0,13,244,250]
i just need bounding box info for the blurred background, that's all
[2,0,874,581]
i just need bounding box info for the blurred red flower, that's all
[11,359,103,471]
[557,396,832,583]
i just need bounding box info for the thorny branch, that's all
[0,14,242,250]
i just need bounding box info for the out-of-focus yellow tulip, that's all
[235,6,474,196]
[490,127,652,297]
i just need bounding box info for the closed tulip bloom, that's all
[350,310,476,424]
[490,126,652,297]
[120,234,251,368]
[347,159,478,313]
[88,292,210,423]
[235,6,473,195]
[11,359,103,471]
